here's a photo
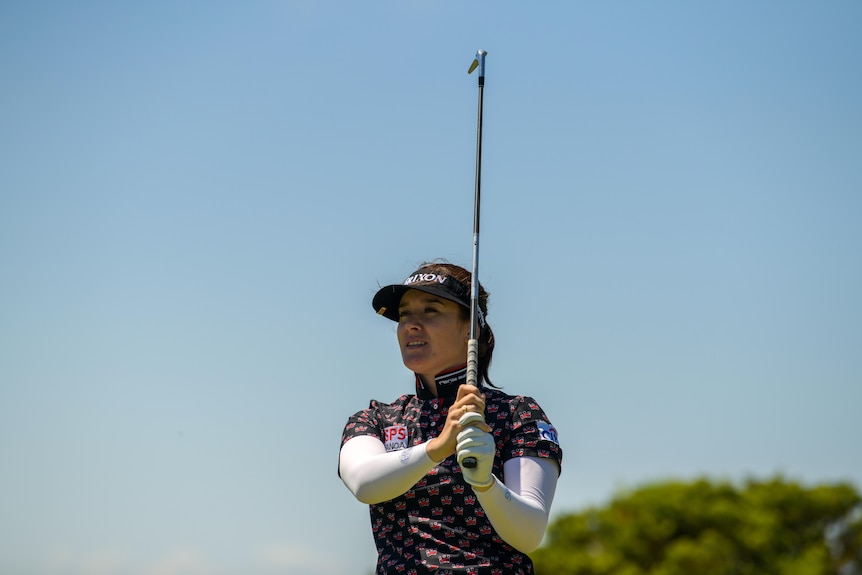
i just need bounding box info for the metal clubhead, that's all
[468,50,487,77]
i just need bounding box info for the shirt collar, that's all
[415,365,468,400]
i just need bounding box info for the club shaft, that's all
[470,81,483,343]
[467,57,485,390]
[463,51,486,471]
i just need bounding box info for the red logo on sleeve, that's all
[383,425,409,451]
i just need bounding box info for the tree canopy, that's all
[532,477,861,575]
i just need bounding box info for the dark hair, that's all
[413,261,497,388]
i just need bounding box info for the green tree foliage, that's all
[532,477,861,575]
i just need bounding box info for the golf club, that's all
[461,49,487,470]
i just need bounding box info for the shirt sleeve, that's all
[504,396,563,472]
[340,401,384,447]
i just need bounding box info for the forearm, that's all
[339,436,438,504]
[474,457,559,553]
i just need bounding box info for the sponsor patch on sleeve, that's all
[537,421,559,445]
[383,424,409,451]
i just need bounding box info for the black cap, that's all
[372,269,471,322]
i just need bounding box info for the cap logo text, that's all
[404,273,448,286]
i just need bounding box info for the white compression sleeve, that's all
[339,436,439,504]
[474,457,560,553]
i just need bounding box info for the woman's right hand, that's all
[426,385,491,462]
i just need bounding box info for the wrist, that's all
[425,438,449,463]
[470,475,496,492]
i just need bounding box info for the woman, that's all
[339,261,563,575]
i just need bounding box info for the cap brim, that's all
[372,284,469,322]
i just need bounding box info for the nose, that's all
[399,314,423,332]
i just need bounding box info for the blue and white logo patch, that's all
[537,421,559,445]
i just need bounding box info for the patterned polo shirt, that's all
[340,366,563,575]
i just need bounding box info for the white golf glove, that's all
[456,412,495,489]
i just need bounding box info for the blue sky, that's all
[1,2,860,574]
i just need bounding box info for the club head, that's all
[468,50,487,75]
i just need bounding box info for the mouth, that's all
[405,341,426,349]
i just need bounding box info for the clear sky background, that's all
[1,2,860,574]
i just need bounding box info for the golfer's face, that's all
[396,289,470,382]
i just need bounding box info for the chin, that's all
[402,360,426,374]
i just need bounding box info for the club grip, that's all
[466,339,480,387]
[458,411,485,469]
